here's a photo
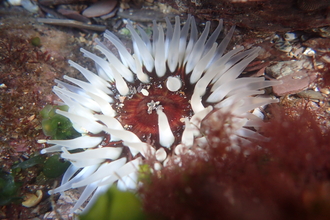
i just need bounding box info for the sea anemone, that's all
[40,15,279,212]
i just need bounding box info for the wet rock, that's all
[284,32,298,42]
[266,60,313,79]
[303,38,330,53]
[320,54,330,63]
[272,70,318,96]
[37,18,106,31]
[21,0,39,13]
[57,8,90,23]
[82,0,117,18]
[39,0,86,6]
[275,41,293,53]
[297,90,325,100]
[297,0,330,11]
[117,8,176,22]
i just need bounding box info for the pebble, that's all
[266,60,313,79]
[297,90,324,100]
[22,190,43,208]
[320,55,330,63]
[7,0,21,6]
[320,87,330,94]
[21,0,39,13]
[117,8,175,22]
[284,32,297,42]
[82,0,117,18]
[303,47,316,56]
[272,70,318,96]
[275,41,292,53]
[303,38,330,53]
[314,26,330,38]
[8,0,39,13]
[297,0,330,11]
[57,8,90,23]
[37,18,106,31]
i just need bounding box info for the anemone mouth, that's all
[116,82,192,149]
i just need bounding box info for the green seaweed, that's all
[0,170,22,206]
[42,155,70,179]
[11,155,45,170]
[40,105,80,140]
[80,186,146,220]
[30,36,41,47]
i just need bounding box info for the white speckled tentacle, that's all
[86,92,116,117]
[190,42,218,84]
[53,86,101,112]
[152,20,159,57]
[95,40,134,82]
[184,17,198,65]
[56,109,103,134]
[203,19,223,56]
[157,107,175,148]
[167,16,181,72]
[109,65,130,96]
[68,60,112,94]
[63,75,113,103]
[80,48,115,81]
[71,158,127,188]
[154,25,166,77]
[164,17,173,59]
[212,25,236,61]
[180,117,195,147]
[137,26,152,52]
[49,164,99,194]
[185,21,211,73]
[103,30,137,72]
[52,87,96,120]
[178,15,191,66]
[40,136,103,153]
[126,21,154,72]
[209,46,245,84]
[132,54,150,83]
[98,157,142,187]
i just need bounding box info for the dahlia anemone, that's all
[40,15,279,212]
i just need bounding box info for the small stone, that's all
[22,190,43,208]
[320,55,330,63]
[303,47,316,56]
[57,8,90,23]
[303,38,330,53]
[275,41,292,53]
[297,90,324,100]
[316,26,330,38]
[320,87,330,94]
[272,70,318,96]
[141,88,149,96]
[82,0,117,18]
[21,0,39,13]
[7,0,21,6]
[100,8,118,20]
[266,60,313,79]
[284,32,297,42]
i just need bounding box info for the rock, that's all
[266,60,313,79]
[272,70,317,96]
[82,0,117,18]
[297,90,325,100]
[57,8,90,23]
[303,38,330,53]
